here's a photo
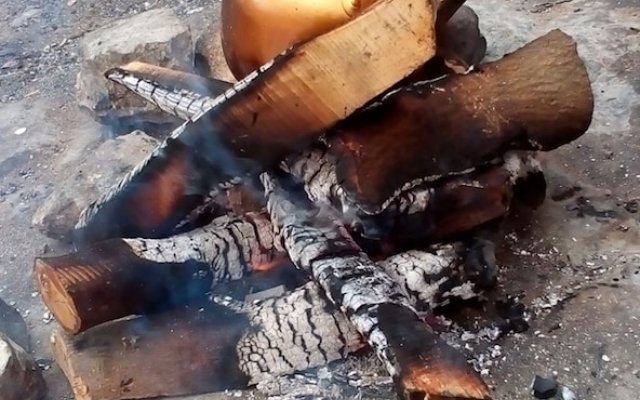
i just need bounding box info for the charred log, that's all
[261,171,490,400]
[329,29,593,212]
[36,213,287,334]
[50,246,485,400]
[284,145,545,246]
[73,0,443,243]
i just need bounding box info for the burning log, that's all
[261,171,490,399]
[73,0,443,243]
[36,213,287,334]
[75,29,577,244]
[50,247,484,400]
[328,29,594,212]
[284,145,545,245]
[107,61,233,120]
[85,66,545,250]
[38,196,492,336]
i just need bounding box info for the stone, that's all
[558,386,577,400]
[32,131,159,241]
[531,375,558,399]
[75,8,193,125]
[195,14,236,82]
[0,333,47,400]
[0,298,29,351]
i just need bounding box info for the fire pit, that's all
[33,1,594,399]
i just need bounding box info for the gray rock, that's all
[32,131,159,241]
[0,333,46,400]
[75,8,194,125]
[0,298,29,351]
[195,17,236,82]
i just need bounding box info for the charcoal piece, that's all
[464,238,497,290]
[495,297,530,334]
[531,375,558,399]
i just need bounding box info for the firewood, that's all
[106,62,234,120]
[49,290,361,400]
[261,171,490,400]
[74,0,440,243]
[36,213,286,334]
[328,29,594,213]
[79,63,544,249]
[50,248,483,400]
[285,146,544,245]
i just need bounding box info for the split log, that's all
[328,29,594,212]
[81,62,545,249]
[74,0,441,243]
[261,172,490,400]
[36,213,287,334]
[50,248,483,400]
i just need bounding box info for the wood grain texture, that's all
[261,171,490,399]
[38,213,285,334]
[329,29,593,212]
[49,247,482,400]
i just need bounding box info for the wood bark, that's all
[74,0,439,243]
[285,145,544,245]
[329,29,594,212]
[50,248,482,400]
[106,63,234,121]
[261,171,490,399]
[78,57,545,248]
[37,213,286,334]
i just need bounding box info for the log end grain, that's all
[377,304,491,400]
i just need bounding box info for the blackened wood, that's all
[261,172,490,400]
[75,0,440,243]
[285,146,543,246]
[49,246,483,400]
[329,29,593,212]
[106,63,233,121]
[37,213,286,334]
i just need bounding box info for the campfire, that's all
[33,1,594,399]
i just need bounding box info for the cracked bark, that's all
[261,171,490,399]
[50,246,482,400]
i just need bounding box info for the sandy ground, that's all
[0,0,638,399]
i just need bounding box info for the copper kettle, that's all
[221,0,377,79]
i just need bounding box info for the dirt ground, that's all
[0,0,638,399]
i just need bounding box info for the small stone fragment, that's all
[531,375,558,399]
[558,386,577,400]
[624,200,638,213]
[0,334,47,400]
[75,8,193,125]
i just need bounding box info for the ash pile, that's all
[32,1,594,400]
